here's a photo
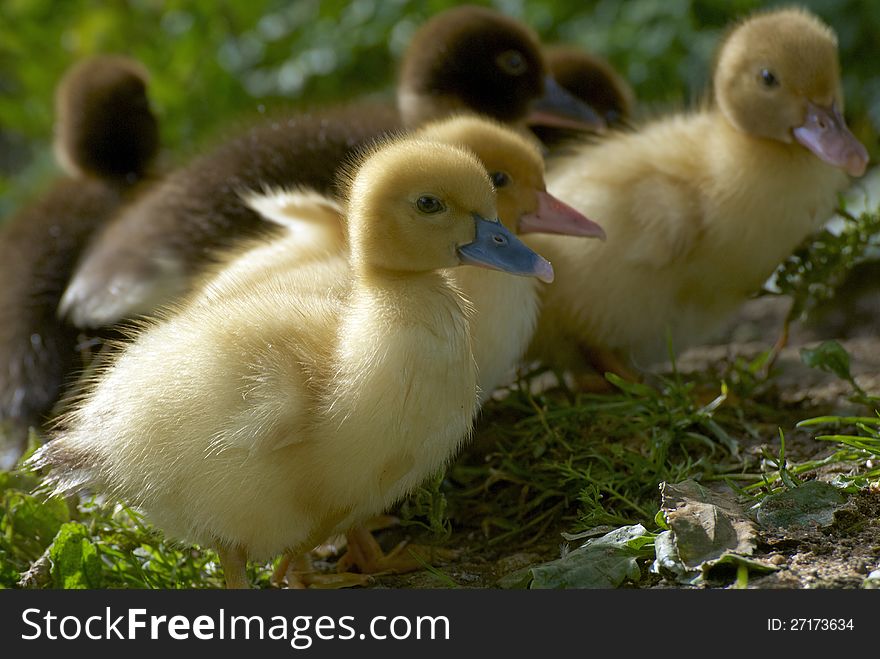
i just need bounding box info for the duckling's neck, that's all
[711,108,816,163]
[709,107,847,224]
[313,264,477,527]
[450,265,540,403]
[353,265,455,303]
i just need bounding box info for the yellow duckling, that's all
[416,117,604,402]
[31,137,552,589]
[526,8,869,375]
[222,115,603,406]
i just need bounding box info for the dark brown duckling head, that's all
[399,5,605,131]
[54,55,159,181]
[544,46,634,126]
[531,45,635,149]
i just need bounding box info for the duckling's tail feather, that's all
[26,440,103,498]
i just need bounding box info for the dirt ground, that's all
[342,291,880,589]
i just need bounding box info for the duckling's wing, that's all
[58,184,192,327]
[243,186,344,231]
[549,122,706,270]
[241,186,347,264]
[60,251,187,328]
[620,172,703,268]
[212,334,313,455]
[199,260,348,455]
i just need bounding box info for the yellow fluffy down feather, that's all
[31,137,531,587]
[526,7,868,371]
[220,115,601,404]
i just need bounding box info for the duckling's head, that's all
[399,5,604,132]
[714,8,867,176]
[543,46,634,127]
[344,138,553,282]
[416,115,605,239]
[54,55,159,180]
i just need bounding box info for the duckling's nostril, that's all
[493,234,507,245]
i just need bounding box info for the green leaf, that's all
[0,469,40,494]
[755,480,848,529]
[799,341,854,384]
[654,509,669,531]
[604,373,658,398]
[49,522,102,589]
[2,491,69,548]
[0,547,22,586]
[499,525,650,589]
[796,415,880,428]
[816,434,880,453]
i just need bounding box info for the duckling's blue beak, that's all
[458,215,554,283]
[793,101,868,177]
[527,76,606,133]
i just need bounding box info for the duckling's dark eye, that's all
[490,171,511,188]
[496,50,528,76]
[416,195,445,214]
[760,69,779,88]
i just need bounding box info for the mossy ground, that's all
[4,301,879,589]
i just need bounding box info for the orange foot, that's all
[574,345,643,392]
[337,526,457,575]
[271,552,373,590]
[312,514,401,559]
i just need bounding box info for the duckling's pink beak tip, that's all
[793,102,869,178]
[846,149,869,178]
[536,257,555,284]
[519,191,606,240]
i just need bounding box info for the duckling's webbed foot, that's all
[311,514,400,559]
[336,527,452,576]
[270,515,407,588]
[272,552,373,589]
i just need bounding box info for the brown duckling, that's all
[530,45,635,149]
[59,5,603,330]
[54,55,159,182]
[398,5,605,131]
[0,55,158,469]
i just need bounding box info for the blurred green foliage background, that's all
[1,0,878,219]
